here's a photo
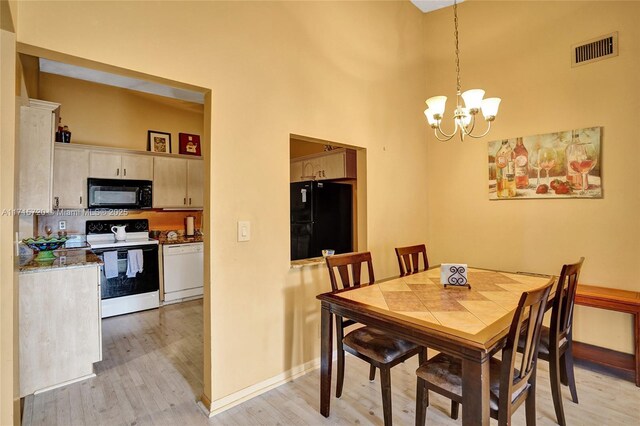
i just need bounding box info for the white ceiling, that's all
[39,58,205,105]
[410,0,460,14]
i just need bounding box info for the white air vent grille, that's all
[572,32,618,67]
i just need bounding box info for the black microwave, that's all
[87,178,153,210]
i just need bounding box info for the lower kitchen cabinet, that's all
[19,264,101,396]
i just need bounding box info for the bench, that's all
[573,284,640,386]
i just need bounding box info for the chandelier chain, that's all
[453,0,461,94]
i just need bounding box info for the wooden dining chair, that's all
[415,280,553,426]
[326,252,424,426]
[519,257,584,426]
[394,244,429,276]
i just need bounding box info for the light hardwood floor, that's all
[22,300,640,425]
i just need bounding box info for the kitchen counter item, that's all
[155,234,204,245]
[163,242,203,303]
[21,236,68,261]
[18,249,102,273]
[185,216,195,236]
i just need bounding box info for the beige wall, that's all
[37,73,204,151]
[0,0,19,423]
[423,1,640,353]
[16,0,428,407]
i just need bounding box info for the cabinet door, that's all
[320,151,346,180]
[187,160,204,208]
[53,147,89,209]
[18,104,56,212]
[89,151,122,179]
[153,157,188,208]
[19,266,100,397]
[121,154,153,180]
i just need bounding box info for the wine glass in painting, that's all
[567,142,597,195]
[529,149,541,186]
[538,147,557,185]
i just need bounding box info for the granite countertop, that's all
[154,235,204,245]
[290,257,326,269]
[18,249,103,273]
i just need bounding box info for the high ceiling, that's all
[410,0,459,14]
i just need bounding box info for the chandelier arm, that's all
[433,130,456,142]
[460,114,477,136]
[434,121,458,140]
[462,120,493,139]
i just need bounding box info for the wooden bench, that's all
[573,284,640,386]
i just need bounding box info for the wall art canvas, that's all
[488,127,602,200]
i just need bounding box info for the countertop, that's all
[18,249,102,274]
[154,235,204,245]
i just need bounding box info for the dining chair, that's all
[394,244,429,276]
[415,280,553,426]
[326,252,424,425]
[518,257,584,426]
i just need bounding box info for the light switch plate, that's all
[237,221,250,242]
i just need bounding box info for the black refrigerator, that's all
[290,181,353,260]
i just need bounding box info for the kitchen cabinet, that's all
[153,157,203,208]
[19,264,101,396]
[17,99,60,212]
[290,148,356,182]
[89,151,153,180]
[53,146,89,209]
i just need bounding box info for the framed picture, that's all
[488,127,602,200]
[178,133,201,156]
[148,130,172,153]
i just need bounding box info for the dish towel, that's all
[126,249,144,278]
[103,251,119,279]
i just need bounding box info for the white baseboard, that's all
[198,351,337,417]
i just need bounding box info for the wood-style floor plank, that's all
[22,299,640,426]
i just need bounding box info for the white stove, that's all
[87,232,159,249]
[86,219,160,318]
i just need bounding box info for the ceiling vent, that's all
[572,32,618,67]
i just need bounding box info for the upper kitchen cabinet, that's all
[53,146,89,209]
[18,99,60,212]
[153,157,203,209]
[290,148,356,182]
[89,151,153,181]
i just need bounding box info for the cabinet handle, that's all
[189,198,192,205]
[124,169,127,177]
[184,198,187,205]
[54,196,59,208]
[80,196,82,205]
[116,168,120,176]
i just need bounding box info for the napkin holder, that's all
[441,263,471,289]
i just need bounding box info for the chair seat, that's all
[343,327,419,364]
[416,353,527,412]
[518,326,568,357]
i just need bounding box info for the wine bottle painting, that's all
[488,127,602,200]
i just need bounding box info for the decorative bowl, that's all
[22,236,68,261]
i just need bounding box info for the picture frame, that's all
[147,130,172,153]
[488,126,602,200]
[178,133,201,156]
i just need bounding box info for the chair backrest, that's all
[325,252,375,292]
[551,257,584,342]
[499,278,553,417]
[394,244,429,276]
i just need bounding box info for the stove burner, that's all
[85,219,149,235]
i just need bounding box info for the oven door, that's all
[95,245,159,299]
[87,178,150,209]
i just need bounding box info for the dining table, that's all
[317,265,555,425]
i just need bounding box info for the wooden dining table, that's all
[317,266,555,425]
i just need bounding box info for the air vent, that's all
[572,32,618,67]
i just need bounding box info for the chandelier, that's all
[424,0,501,141]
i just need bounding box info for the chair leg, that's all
[549,348,567,426]
[419,347,427,365]
[380,367,393,426]
[525,377,537,426]
[563,345,579,404]
[370,364,376,381]
[450,401,459,420]
[415,377,428,426]
[335,319,345,398]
